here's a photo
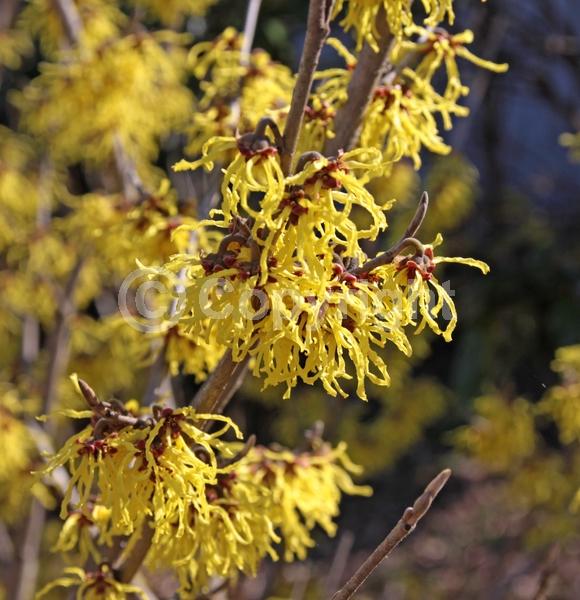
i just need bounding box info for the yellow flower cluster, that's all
[453,394,537,472]
[0,388,44,522]
[398,26,508,104]
[40,383,369,595]
[36,564,146,599]
[240,442,372,561]
[186,28,294,157]
[311,29,507,167]
[40,404,243,548]
[538,346,580,444]
[454,347,580,548]
[13,31,192,168]
[169,129,488,399]
[334,0,455,49]
[18,0,125,58]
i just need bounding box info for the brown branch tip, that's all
[332,468,451,600]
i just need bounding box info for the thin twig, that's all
[219,434,256,467]
[281,0,335,174]
[240,0,263,67]
[13,259,85,599]
[533,544,560,600]
[43,258,85,425]
[52,0,82,45]
[116,525,155,584]
[14,499,47,600]
[325,531,355,598]
[331,469,452,600]
[324,6,393,155]
[401,191,429,239]
[353,192,428,274]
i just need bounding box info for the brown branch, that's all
[219,434,256,468]
[193,351,250,424]
[324,6,393,155]
[353,192,428,274]
[533,544,560,600]
[14,499,47,600]
[331,468,452,600]
[402,190,429,239]
[281,0,335,174]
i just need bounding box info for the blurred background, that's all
[1,0,580,598]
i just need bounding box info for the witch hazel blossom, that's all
[39,380,367,596]
[169,128,489,400]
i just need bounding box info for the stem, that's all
[354,192,429,274]
[43,258,85,424]
[281,0,335,174]
[331,469,452,600]
[193,351,250,424]
[240,0,262,67]
[53,0,82,45]
[106,0,264,583]
[324,6,393,155]
[116,525,155,584]
[13,258,84,599]
[402,191,429,239]
[354,237,424,274]
[14,500,47,600]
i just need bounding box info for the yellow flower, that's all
[538,345,580,444]
[560,131,580,162]
[175,128,285,233]
[36,564,146,599]
[0,28,33,69]
[381,234,489,342]
[240,441,372,561]
[398,26,508,103]
[361,70,469,168]
[165,323,225,381]
[453,395,536,472]
[54,505,108,563]
[147,470,280,595]
[334,0,455,49]
[39,384,244,548]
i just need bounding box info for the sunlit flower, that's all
[398,26,508,103]
[39,384,244,549]
[241,441,372,560]
[334,0,455,49]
